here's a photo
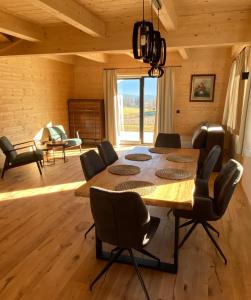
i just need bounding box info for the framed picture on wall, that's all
[190,74,216,102]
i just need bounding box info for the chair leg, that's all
[36,162,42,175]
[84,223,95,239]
[1,160,8,179]
[179,222,198,249]
[128,249,150,300]
[90,248,124,291]
[39,160,43,168]
[179,219,195,229]
[79,144,82,153]
[205,222,220,237]
[202,223,227,265]
[135,248,160,265]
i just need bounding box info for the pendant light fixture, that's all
[148,7,166,78]
[132,0,166,78]
[133,0,154,61]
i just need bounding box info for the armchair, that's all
[0,136,43,178]
[46,125,82,152]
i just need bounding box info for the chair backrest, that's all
[47,125,67,141]
[80,150,105,181]
[90,187,150,249]
[97,140,118,166]
[192,122,208,149]
[213,159,243,216]
[197,145,221,180]
[154,133,181,148]
[0,136,17,163]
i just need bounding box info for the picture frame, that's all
[190,74,216,102]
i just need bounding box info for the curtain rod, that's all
[103,65,182,71]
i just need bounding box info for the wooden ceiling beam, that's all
[31,0,105,37]
[77,53,108,63]
[150,0,178,31]
[1,11,251,57]
[40,54,75,64]
[0,10,44,42]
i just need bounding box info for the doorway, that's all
[117,77,157,144]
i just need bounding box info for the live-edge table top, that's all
[75,146,199,211]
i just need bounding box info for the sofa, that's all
[192,122,225,171]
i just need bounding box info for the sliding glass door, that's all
[117,79,141,142]
[117,77,157,144]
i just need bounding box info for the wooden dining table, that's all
[75,146,199,273]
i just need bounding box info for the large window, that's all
[117,77,157,144]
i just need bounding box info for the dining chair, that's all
[89,187,160,300]
[97,140,118,166]
[80,150,106,238]
[173,159,243,264]
[0,136,43,178]
[195,145,221,196]
[167,145,221,217]
[154,133,181,148]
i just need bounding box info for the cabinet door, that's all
[68,99,105,141]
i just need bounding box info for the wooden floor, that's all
[0,147,251,300]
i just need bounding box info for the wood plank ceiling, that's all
[0,0,250,61]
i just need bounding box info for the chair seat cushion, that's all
[65,138,82,147]
[12,149,43,166]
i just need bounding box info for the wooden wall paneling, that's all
[73,48,231,136]
[0,56,74,165]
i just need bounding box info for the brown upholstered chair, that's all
[97,140,118,166]
[154,133,181,148]
[80,150,106,238]
[192,122,225,171]
[89,187,160,300]
[167,145,221,217]
[173,159,243,264]
[195,145,221,196]
[0,136,43,178]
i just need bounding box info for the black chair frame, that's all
[1,140,43,178]
[90,246,160,300]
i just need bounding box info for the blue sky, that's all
[117,78,157,96]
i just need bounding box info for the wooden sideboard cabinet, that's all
[68,99,105,143]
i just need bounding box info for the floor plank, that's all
[0,148,250,300]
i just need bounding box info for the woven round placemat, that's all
[148,147,171,154]
[108,164,140,175]
[115,180,156,196]
[155,168,191,180]
[125,153,152,161]
[166,154,195,163]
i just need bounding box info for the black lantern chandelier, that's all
[132,0,166,78]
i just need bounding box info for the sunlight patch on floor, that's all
[0,181,85,201]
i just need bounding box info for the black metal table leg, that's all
[173,216,179,273]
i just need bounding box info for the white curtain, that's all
[103,70,120,146]
[242,76,251,156]
[154,68,174,140]
[222,47,251,155]
[223,47,250,135]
